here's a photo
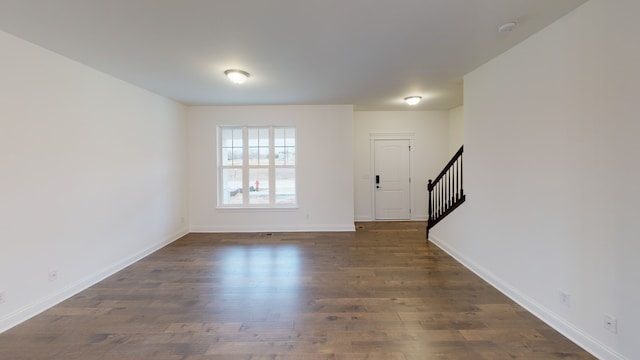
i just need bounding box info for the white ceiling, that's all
[0,0,587,110]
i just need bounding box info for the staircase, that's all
[427,145,465,239]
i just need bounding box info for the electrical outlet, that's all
[48,269,58,282]
[560,291,571,307]
[0,291,5,304]
[604,314,617,334]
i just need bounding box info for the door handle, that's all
[376,175,380,189]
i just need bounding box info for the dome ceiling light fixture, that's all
[224,69,250,84]
[404,96,422,106]
[498,21,517,33]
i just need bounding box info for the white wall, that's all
[354,111,449,221]
[188,105,354,232]
[0,31,188,332]
[430,1,640,359]
[448,105,464,156]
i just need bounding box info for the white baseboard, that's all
[428,233,626,360]
[0,228,188,334]
[190,223,356,233]
[355,217,427,222]
[354,216,373,222]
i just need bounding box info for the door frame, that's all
[370,132,415,220]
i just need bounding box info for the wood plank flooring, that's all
[0,222,595,359]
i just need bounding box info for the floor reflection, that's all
[214,245,301,316]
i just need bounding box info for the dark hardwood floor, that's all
[0,222,595,359]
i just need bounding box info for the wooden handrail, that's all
[427,145,465,240]
[431,145,464,186]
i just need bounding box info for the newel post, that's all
[427,179,433,240]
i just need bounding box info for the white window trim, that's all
[217,125,297,209]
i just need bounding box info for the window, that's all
[218,126,296,207]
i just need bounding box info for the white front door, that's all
[374,139,411,220]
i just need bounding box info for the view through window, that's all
[219,126,296,207]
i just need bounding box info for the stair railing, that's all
[427,145,465,239]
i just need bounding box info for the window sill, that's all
[216,206,299,211]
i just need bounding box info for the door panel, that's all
[374,140,411,220]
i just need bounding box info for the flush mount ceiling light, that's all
[224,69,250,84]
[498,21,517,33]
[404,96,422,105]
